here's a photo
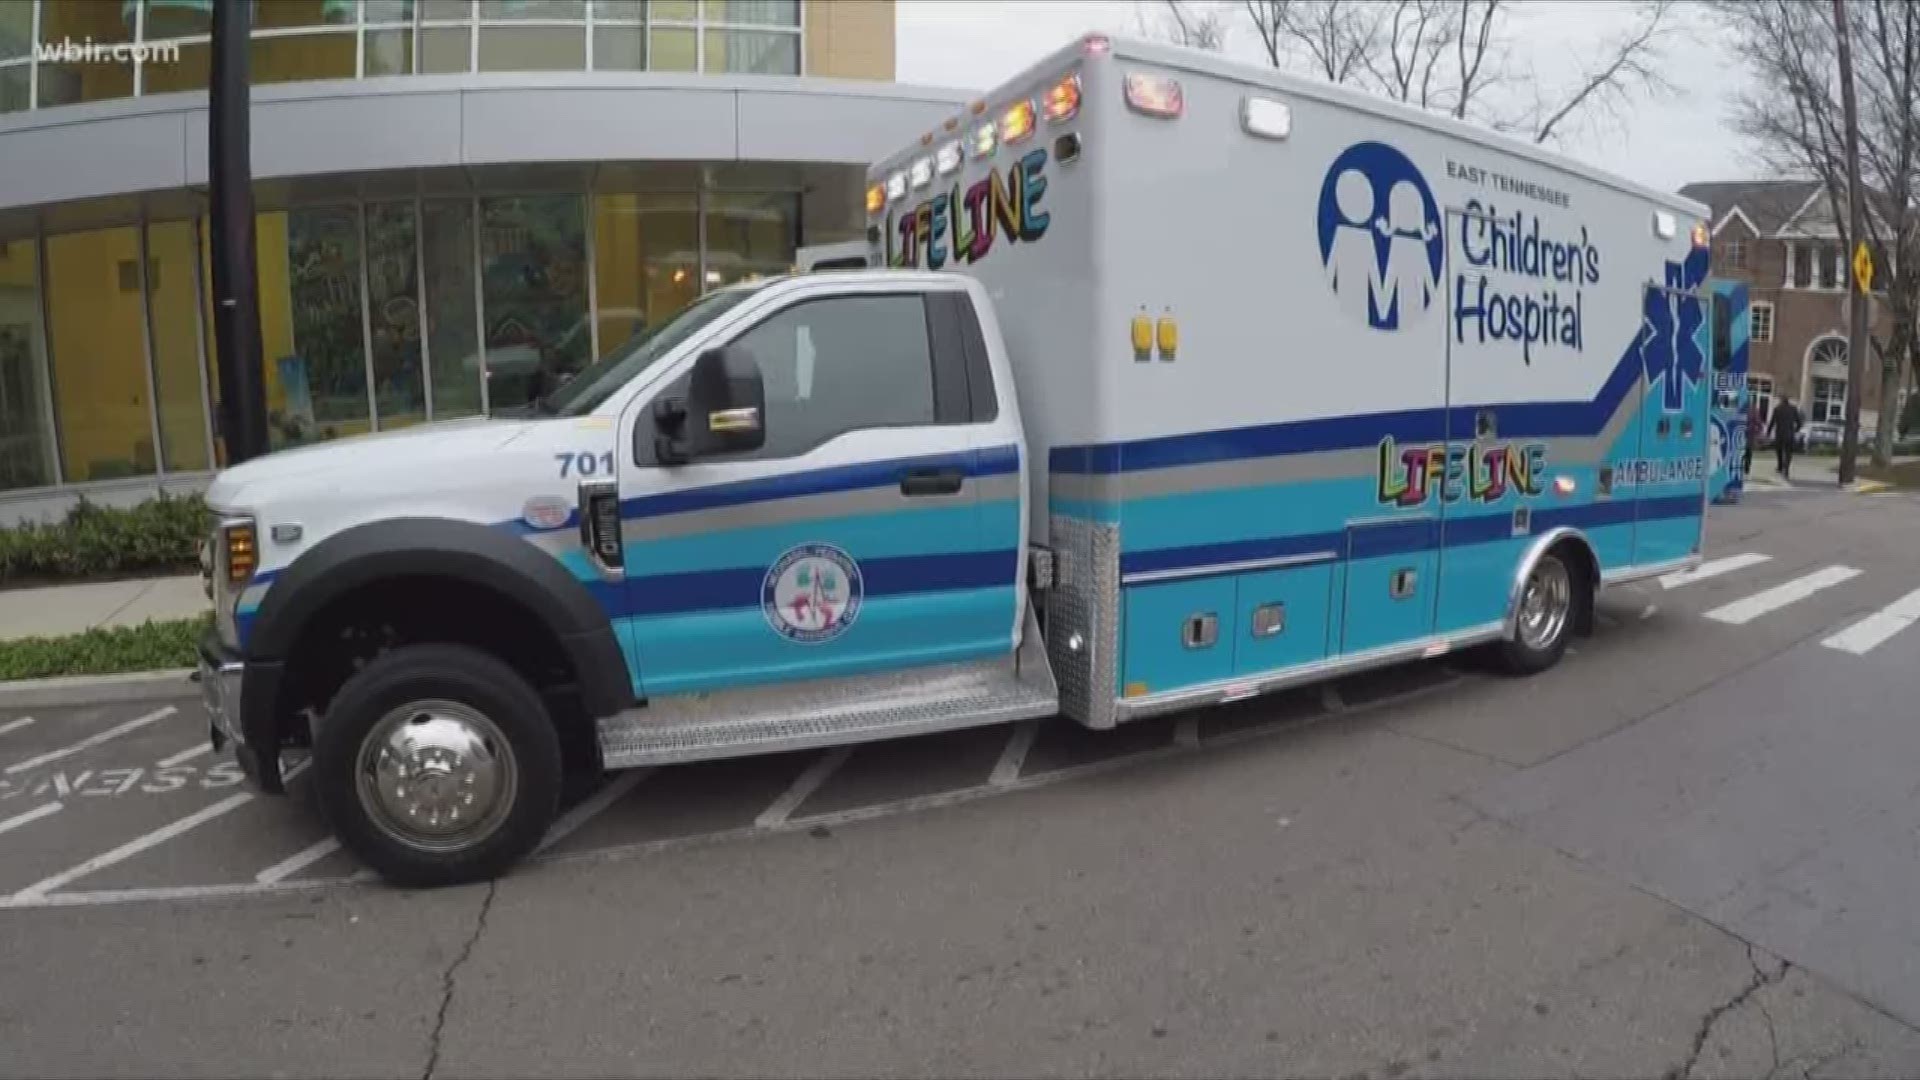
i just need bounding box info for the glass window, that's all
[1,3,34,60]
[0,238,55,492]
[1818,243,1839,290]
[593,0,647,19]
[480,0,586,17]
[252,32,358,85]
[38,61,134,107]
[366,0,417,22]
[1751,302,1774,344]
[705,192,796,288]
[40,0,132,47]
[423,0,477,18]
[707,0,798,26]
[547,285,760,417]
[420,26,472,71]
[478,26,586,70]
[256,0,357,30]
[652,0,698,19]
[479,195,588,411]
[594,193,699,356]
[729,296,937,459]
[146,221,210,472]
[365,29,415,76]
[45,227,155,482]
[704,30,797,74]
[366,203,426,428]
[1813,375,1847,423]
[1789,245,1811,289]
[142,0,212,38]
[650,27,695,70]
[0,65,26,113]
[257,209,371,447]
[143,42,210,94]
[593,25,645,69]
[422,199,482,418]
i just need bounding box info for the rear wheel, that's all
[1495,550,1578,675]
[314,643,561,888]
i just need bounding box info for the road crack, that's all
[422,880,497,1080]
[1669,944,1791,1080]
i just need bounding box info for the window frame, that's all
[1721,237,1746,272]
[629,287,998,468]
[1749,300,1775,344]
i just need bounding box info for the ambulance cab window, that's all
[730,294,937,459]
[1712,295,1733,372]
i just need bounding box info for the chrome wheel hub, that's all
[356,700,517,853]
[1517,557,1572,652]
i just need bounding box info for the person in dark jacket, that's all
[1770,397,1804,479]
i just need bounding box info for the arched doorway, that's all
[1805,333,1849,423]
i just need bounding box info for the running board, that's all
[597,607,1059,769]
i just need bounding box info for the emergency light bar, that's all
[936,141,963,175]
[1241,95,1291,140]
[1001,99,1037,144]
[970,120,997,159]
[1044,73,1082,123]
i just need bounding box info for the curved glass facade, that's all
[0,0,803,112]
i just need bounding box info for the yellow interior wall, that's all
[147,221,209,472]
[804,0,894,80]
[45,227,152,481]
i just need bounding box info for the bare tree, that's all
[1716,0,1920,466]
[1136,0,1229,51]
[1144,0,1678,146]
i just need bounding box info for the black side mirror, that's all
[651,345,766,465]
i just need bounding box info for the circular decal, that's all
[1316,141,1443,332]
[762,543,864,644]
[521,496,571,531]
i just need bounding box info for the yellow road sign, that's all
[1854,241,1874,294]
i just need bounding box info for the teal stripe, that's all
[1050,497,1120,523]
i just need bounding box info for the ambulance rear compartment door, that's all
[1632,282,1710,567]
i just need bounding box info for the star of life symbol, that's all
[762,543,864,644]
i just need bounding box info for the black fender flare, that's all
[246,517,633,720]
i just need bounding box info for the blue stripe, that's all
[619,447,1017,519]
[1049,348,1643,475]
[616,548,1017,618]
[1118,496,1699,577]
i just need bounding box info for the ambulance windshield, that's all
[541,284,765,417]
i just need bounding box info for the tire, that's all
[313,643,562,888]
[1494,549,1580,676]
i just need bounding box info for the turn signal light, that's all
[1130,314,1153,360]
[1691,222,1710,248]
[865,183,885,215]
[1000,99,1037,144]
[225,522,257,584]
[1044,73,1082,123]
[1156,316,1179,360]
[1124,72,1184,118]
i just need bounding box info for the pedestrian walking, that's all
[1770,396,1804,480]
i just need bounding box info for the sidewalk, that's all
[0,575,207,643]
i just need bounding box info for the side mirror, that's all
[650,345,766,464]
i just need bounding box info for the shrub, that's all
[0,614,209,681]
[0,494,207,587]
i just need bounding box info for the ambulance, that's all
[196,34,1740,887]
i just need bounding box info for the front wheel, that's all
[1494,550,1579,675]
[314,643,562,888]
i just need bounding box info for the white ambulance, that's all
[197,33,1722,887]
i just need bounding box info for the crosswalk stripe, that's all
[1660,552,1771,589]
[1705,566,1862,625]
[1822,585,1920,655]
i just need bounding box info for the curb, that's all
[0,668,198,709]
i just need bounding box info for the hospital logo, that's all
[1316,142,1444,332]
[762,543,864,644]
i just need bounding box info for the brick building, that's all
[1679,179,1906,434]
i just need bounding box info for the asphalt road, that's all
[6,485,1920,1078]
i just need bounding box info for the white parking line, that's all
[9,791,253,902]
[1705,566,1863,625]
[254,838,341,885]
[0,717,36,738]
[1822,585,1920,655]
[1661,552,1771,589]
[989,721,1039,787]
[536,768,653,854]
[755,747,852,829]
[0,801,62,838]
[156,743,212,769]
[4,706,177,775]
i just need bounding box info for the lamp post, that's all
[208,0,269,464]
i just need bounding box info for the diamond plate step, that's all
[597,607,1059,768]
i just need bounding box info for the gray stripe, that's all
[974,472,1022,503]
[621,481,953,544]
[1048,472,1123,505]
[523,530,581,560]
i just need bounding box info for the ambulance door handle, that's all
[901,467,965,496]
